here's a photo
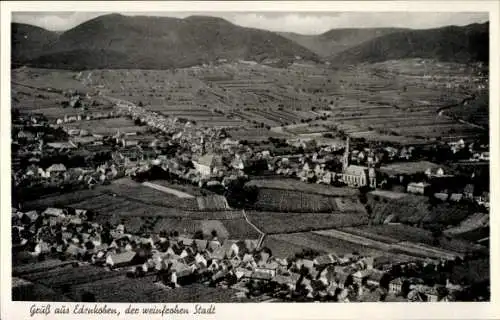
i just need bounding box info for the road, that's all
[242,210,266,249]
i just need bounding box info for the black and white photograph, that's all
[1,1,497,315]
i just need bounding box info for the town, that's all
[10,13,490,304]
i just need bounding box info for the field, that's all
[15,261,245,302]
[379,161,445,176]
[101,181,200,210]
[142,181,195,198]
[245,178,363,213]
[251,188,341,213]
[263,232,412,262]
[147,180,215,197]
[19,178,258,239]
[12,57,487,146]
[22,189,104,210]
[339,225,486,255]
[264,225,472,261]
[13,259,77,276]
[12,79,114,122]
[246,178,359,197]
[367,193,475,229]
[27,187,243,220]
[226,127,291,142]
[151,217,259,240]
[445,92,489,129]
[21,264,128,291]
[71,277,242,302]
[246,211,368,234]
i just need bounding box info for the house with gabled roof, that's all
[43,208,65,217]
[46,164,67,176]
[314,254,336,267]
[389,277,405,295]
[22,210,39,224]
[106,251,137,268]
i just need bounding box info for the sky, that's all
[12,12,489,35]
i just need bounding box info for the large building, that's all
[193,153,223,178]
[341,137,377,188]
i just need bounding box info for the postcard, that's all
[1,1,498,319]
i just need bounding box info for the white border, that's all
[1,1,499,319]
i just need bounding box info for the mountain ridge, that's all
[329,22,489,65]
[14,13,320,70]
[11,14,489,69]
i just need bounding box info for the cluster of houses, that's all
[12,204,470,302]
[407,181,490,208]
[15,162,122,189]
[56,110,124,125]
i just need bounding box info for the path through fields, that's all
[242,210,266,249]
[142,181,195,199]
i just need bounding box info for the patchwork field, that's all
[12,57,487,146]
[19,178,257,239]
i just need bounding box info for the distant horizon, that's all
[12,12,489,35]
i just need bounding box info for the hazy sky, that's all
[12,12,489,35]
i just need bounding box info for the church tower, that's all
[342,136,350,172]
[200,136,206,155]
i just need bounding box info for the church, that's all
[341,137,377,188]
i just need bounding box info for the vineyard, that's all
[263,232,397,259]
[13,259,77,276]
[68,274,171,302]
[246,211,368,234]
[22,189,103,210]
[342,225,485,255]
[101,183,200,210]
[196,195,230,210]
[251,188,341,213]
[246,179,359,197]
[22,264,129,291]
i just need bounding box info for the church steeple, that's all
[342,136,350,172]
[200,136,205,154]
